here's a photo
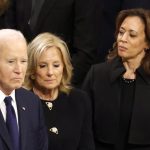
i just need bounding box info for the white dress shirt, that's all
[0,90,19,125]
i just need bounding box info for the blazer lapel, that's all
[0,111,12,149]
[15,90,28,150]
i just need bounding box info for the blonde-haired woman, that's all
[24,32,95,150]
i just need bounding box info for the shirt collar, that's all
[0,90,16,104]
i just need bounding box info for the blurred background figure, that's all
[0,0,9,15]
[0,0,9,28]
[3,0,150,85]
[5,0,97,88]
[83,8,150,150]
[24,32,95,150]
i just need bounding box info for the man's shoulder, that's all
[15,87,39,104]
[16,87,36,97]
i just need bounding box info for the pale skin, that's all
[33,47,64,101]
[0,39,28,95]
[117,16,149,79]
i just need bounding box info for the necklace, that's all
[122,76,135,84]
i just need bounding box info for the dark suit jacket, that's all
[82,58,150,149]
[0,88,48,150]
[5,0,97,87]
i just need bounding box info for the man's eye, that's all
[8,60,14,63]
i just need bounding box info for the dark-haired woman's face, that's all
[117,16,148,61]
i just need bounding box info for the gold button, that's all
[45,102,53,110]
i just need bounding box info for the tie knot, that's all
[4,96,12,106]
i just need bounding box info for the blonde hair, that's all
[0,29,26,44]
[24,32,73,94]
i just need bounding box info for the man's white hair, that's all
[0,29,26,43]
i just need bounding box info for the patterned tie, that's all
[4,96,19,150]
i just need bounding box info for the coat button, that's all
[49,127,58,134]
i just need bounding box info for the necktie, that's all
[4,96,19,150]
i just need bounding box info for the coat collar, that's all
[109,57,150,84]
[136,67,150,84]
[109,57,125,83]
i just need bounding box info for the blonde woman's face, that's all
[34,47,64,90]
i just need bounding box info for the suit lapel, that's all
[0,111,12,149]
[15,89,28,150]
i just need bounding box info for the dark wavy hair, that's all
[107,8,150,74]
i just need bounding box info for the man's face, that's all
[0,40,28,95]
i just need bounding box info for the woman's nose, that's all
[47,67,54,75]
[120,33,128,42]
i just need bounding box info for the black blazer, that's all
[82,58,150,146]
[5,0,97,87]
[40,88,95,150]
[0,88,48,150]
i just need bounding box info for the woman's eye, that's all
[21,60,27,63]
[54,64,60,67]
[39,64,46,68]
[118,30,124,35]
[130,34,136,38]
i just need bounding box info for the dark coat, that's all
[41,88,95,150]
[0,88,48,150]
[82,58,150,149]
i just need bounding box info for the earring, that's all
[144,48,150,52]
[31,75,35,80]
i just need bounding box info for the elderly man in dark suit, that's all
[0,29,48,150]
[5,0,97,88]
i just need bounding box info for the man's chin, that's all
[15,85,22,89]
[12,84,23,90]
